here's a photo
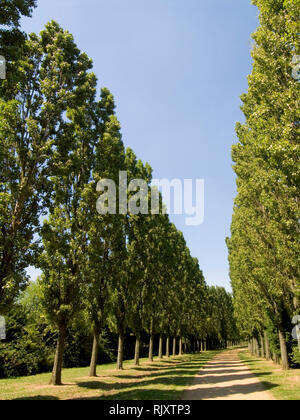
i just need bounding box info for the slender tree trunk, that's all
[254,337,259,357]
[166,336,170,357]
[204,340,207,352]
[89,328,100,377]
[273,352,279,365]
[117,333,125,370]
[260,333,265,359]
[179,337,183,356]
[264,331,271,360]
[201,340,203,352]
[158,334,163,359]
[149,333,154,362]
[50,324,66,386]
[184,339,187,354]
[278,329,289,370]
[172,337,176,356]
[134,336,140,366]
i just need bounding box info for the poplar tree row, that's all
[0,4,238,384]
[227,0,300,370]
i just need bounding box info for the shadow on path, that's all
[182,349,276,400]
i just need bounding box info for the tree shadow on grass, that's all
[76,370,273,394]
[72,352,276,401]
[111,370,197,380]
[72,379,278,401]
[72,388,181,400]
[133,367,161,372]
[9,354,218,401]
[77,374,194,393]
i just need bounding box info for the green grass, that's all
[0,351,219,400]
[239,351,300,401]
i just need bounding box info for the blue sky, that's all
[22,0,259,291]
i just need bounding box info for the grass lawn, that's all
[239,351,300,400]
[0,351,219,400]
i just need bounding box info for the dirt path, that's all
[182,349,275,400]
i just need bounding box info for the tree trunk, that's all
[184,340,187,354]
[50,324,66,386]
[201,340,203,352]
[166,336,170,357]
[134,336,140,366]
[204,340,207,352]
[117,333,125,370]
[278,329,289,370]
[252,338,256,356]
[260,333,265,359]
[264,331,271,360]
[172,337,176,356]
[273,352,280,365]
[254,337,259,357]
[158,334,163,359]
[149,333,154,362]
[179,337,183,356]
[89,328,100,377]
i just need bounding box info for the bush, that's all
[0,284,118,378]
[0,337,52,378]
[290,346,300,367]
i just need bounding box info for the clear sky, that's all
[22,0,259,292]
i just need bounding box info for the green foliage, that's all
[0,300,53,378]
[205,287,239,346]
[265,316,281,357]
[0,0,37,99]
[0,3,242,381]
[227,0,300,365]
[0,0,36,27]
[0,18,96,313]
[63,321,115,368]
[37,20,97,332]
[291,346,300,366]
[0,281,117,378]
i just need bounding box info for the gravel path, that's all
[182,349,275,400]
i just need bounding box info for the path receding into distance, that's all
[182,349,275,400]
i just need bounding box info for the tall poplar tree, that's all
[228,0,300,368]
[82,91,126,377]
[0,19,95,314]
[38,22,98,385]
